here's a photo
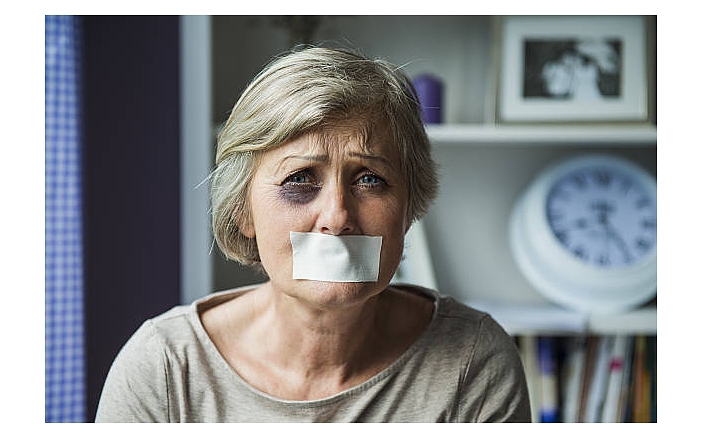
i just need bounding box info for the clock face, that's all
[545,165,657,269]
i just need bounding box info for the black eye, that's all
[283,170,312,185]
[279,169,319,205]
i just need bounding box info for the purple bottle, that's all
[412,74,443,124]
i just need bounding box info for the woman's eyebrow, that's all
[283,154,329,163]
[272,154,328,175]
[349,152,394,168]
[272,152,393,174]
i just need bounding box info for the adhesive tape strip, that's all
[290,231,382,282]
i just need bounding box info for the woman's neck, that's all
[258,281,390,379]
[202,282,433,400]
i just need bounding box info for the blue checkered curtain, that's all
[45,15,85,423]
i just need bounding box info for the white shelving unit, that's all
[467,300,656,336]
[427,123,657,336]
[426,124,657,146]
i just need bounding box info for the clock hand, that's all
[591,200,634,263]
[604,220,633,263]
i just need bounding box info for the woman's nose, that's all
[316,184,356,236]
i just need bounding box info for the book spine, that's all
[561,336,587,423]
[518,334,655,423]
[601,335,629,422]
[632,335,653,422]
[577,336,600,422]
[647,336,657,423]
[616,336,635,422]
[537,337,559,422]
[585,336,613,423]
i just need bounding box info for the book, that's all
[537,337,559,422]
[647,336,657,423]
[518,334,655,423]
[601,334,631,422]
[632,335,651,422]
[616,336,635,422]
[584,335,613,423]
[577,335,600,422]
[561,336,588,423]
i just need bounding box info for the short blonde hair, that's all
[210,47,438,266]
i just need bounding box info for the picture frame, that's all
[496,16,650,123]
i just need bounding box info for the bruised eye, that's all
[284,170,312,184]
[279,169,320,205]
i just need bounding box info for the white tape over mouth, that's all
[290,232,382,282]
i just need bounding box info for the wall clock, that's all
[509,154,657,314]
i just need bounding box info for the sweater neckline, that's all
[187,284,442,407]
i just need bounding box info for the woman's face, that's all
[242,124,409,309]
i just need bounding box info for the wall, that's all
[82,16,181,420]
[211,16,491,125]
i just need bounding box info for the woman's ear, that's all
[240,215,256,239]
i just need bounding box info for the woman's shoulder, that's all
[399,287,514,355]
[390,284,493,328]
[108,303,196,369]
[117,285,259,356]
[435,295,496,328]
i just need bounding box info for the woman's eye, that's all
[279,169,319,205]
[357,173,385,187]
[283,170,312,184]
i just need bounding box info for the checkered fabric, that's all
[45,15,85,423]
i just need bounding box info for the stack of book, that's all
[517,334,656,423]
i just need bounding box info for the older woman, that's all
[95,47,530,422]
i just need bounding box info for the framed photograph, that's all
[496,16,650,123]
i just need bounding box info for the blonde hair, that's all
[210,47,438,266]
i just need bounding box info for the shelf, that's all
[425,124,657,147]
[587,306,658,335]
[467,300,657,336]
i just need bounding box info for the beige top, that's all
[95,285,530,422]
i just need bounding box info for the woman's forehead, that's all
[292,118,394,154]
[283,129,395,159]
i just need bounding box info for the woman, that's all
[95,47,531,422]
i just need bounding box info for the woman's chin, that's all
[292,280,386,308]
